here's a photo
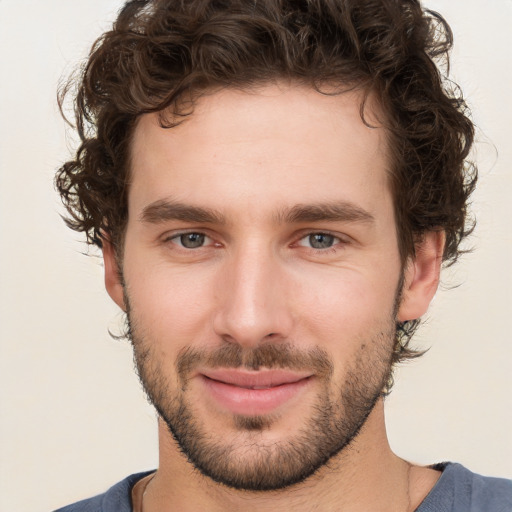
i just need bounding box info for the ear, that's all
[102,235,126,311]
[397,231,445,322]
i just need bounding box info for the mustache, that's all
[176,342,333,380]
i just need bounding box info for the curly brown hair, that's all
[56,0,477,364]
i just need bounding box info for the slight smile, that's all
[198,369,314,416]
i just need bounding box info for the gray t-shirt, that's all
[54,463,512,511]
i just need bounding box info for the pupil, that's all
[310,234,334,249]
[181,233,205,248]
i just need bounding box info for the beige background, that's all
[0,1,511,510]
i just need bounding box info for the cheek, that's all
[124,258,217,347]
[292,273,398,389]
[292,267,399,352]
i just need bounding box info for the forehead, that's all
[129,84,391,222]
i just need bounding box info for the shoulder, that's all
[52,471,153,512]
[53,493,103,512]
[418,462,512,512]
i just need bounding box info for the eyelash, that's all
[295,232,344,252]
[164,231,216,249]
[163,231,347,253]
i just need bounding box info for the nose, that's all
[212,244,294,348]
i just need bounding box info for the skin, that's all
[103,83,444,511]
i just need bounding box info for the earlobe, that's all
[397,231,445,322]
[102,235,126,311]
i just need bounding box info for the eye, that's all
[298,233,340,250]
[171,232,208,249]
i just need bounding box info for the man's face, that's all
[111,84,408,490]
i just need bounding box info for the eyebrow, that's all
[139,198,374,226]
[140,199,226,225]
[275,202,375,225]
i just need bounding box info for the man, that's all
[53,0,511,510]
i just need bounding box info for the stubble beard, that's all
[125,299,397,492]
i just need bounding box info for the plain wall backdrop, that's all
[0,1,511,510]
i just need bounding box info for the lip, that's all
[201,369,312,388]
[198,369,313,416]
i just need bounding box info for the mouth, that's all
[198,369,313,416]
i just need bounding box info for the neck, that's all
[142,400,439,512]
